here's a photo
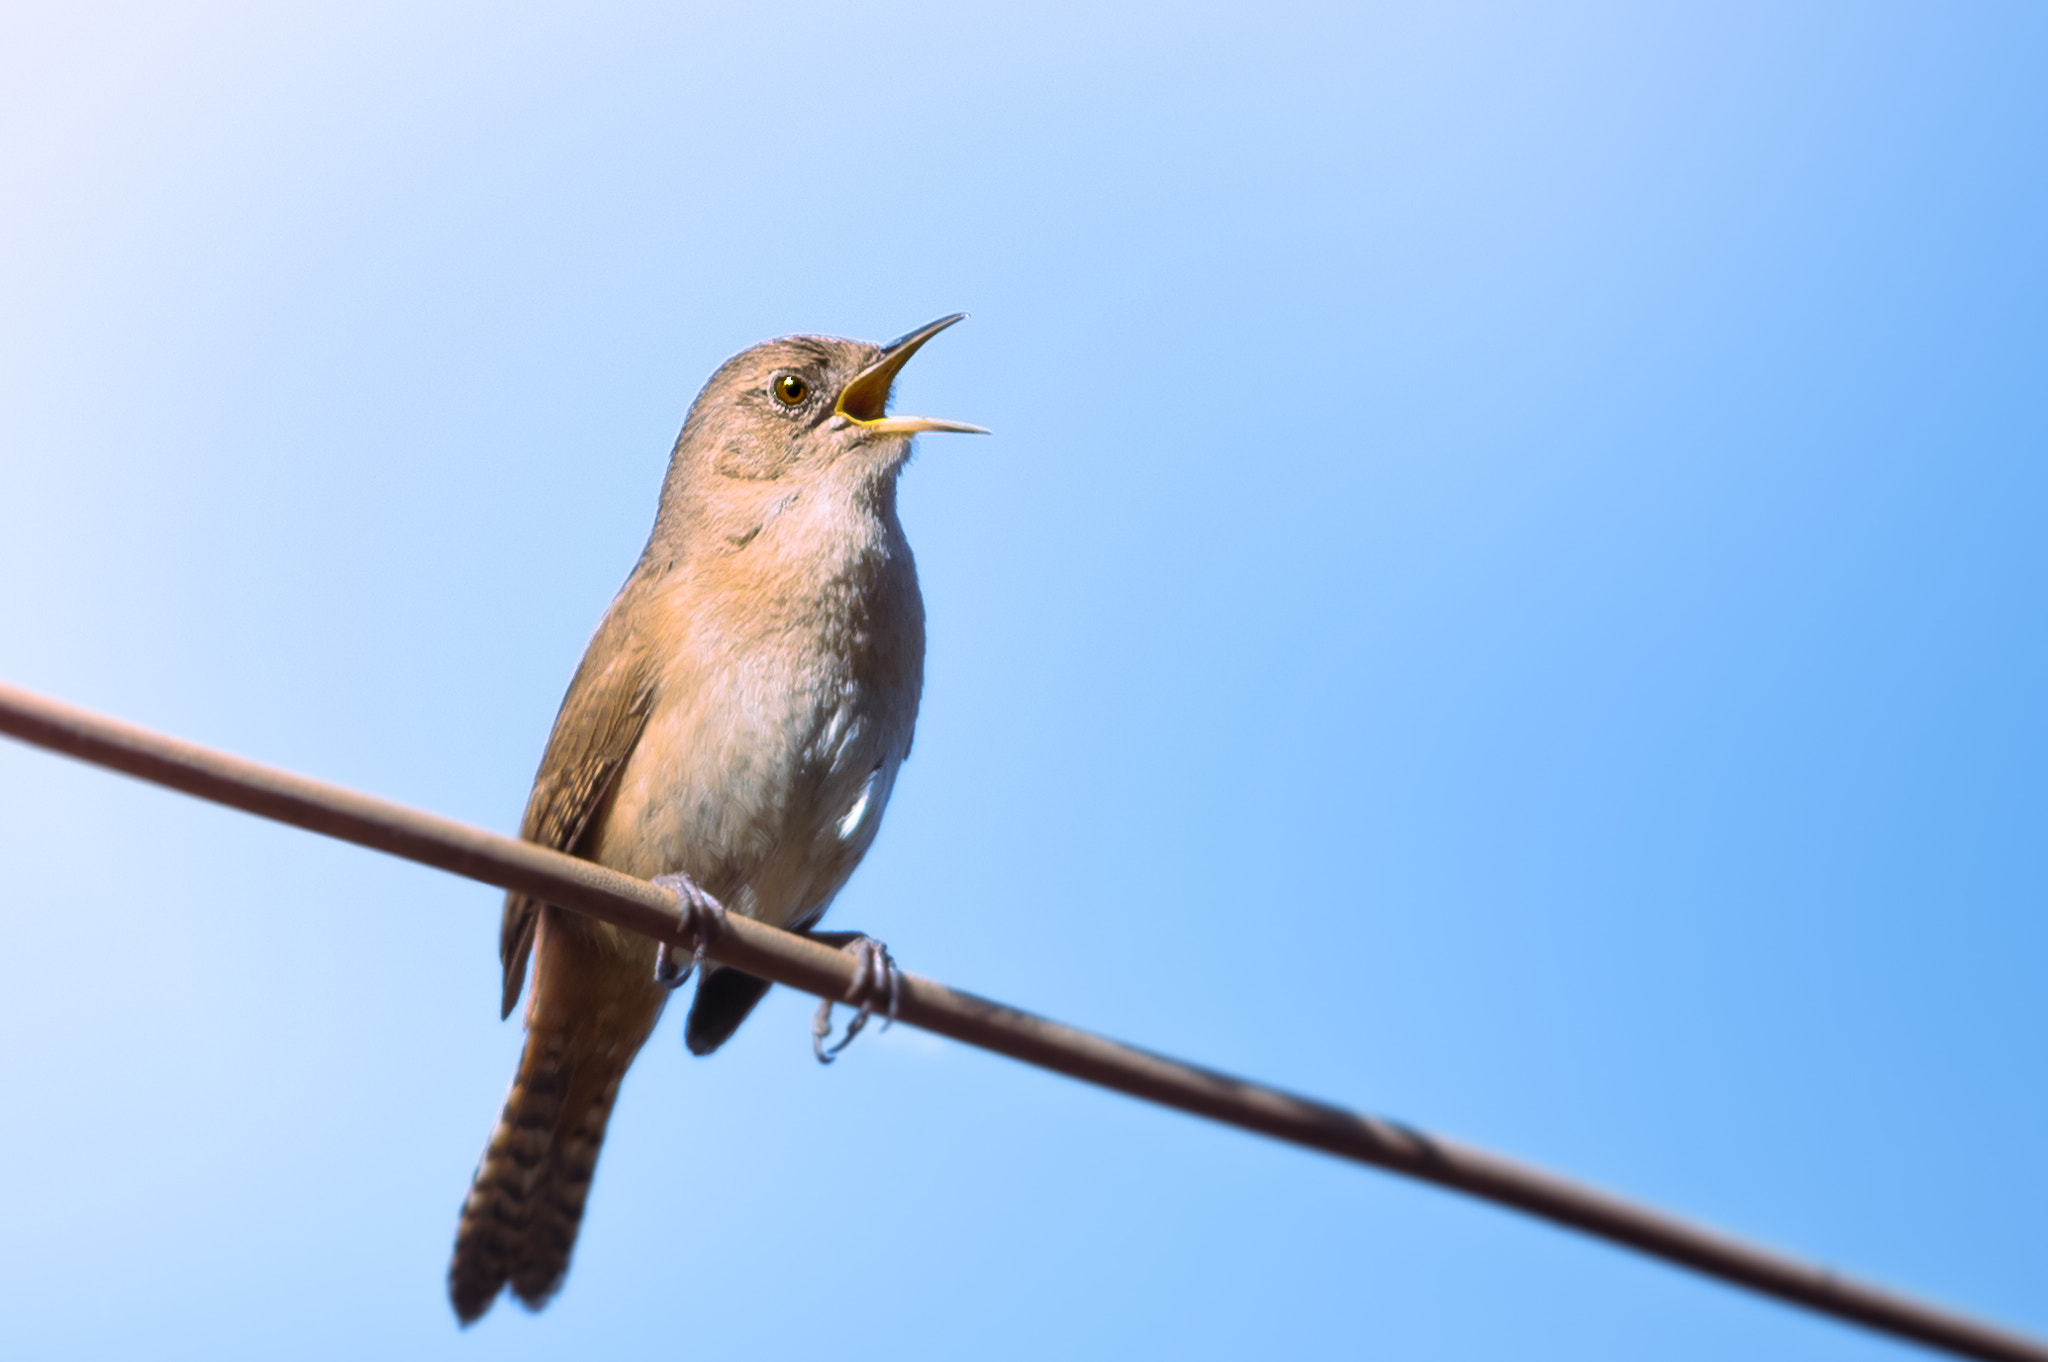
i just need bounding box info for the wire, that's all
[0,678,2038,1362]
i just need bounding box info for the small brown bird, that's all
[448,316,983,1323]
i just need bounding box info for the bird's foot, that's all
[807,931,900,1065]
[651,873,726,989]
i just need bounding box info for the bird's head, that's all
[673,314,986,490]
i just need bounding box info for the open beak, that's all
[835,313,990,436]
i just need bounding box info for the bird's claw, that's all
[811,934,900,1065]
[651,873,726,990]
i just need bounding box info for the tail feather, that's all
[450,910,659,1323]
[507,1068,621,1307]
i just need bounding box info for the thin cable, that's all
[0,679,2038,1362]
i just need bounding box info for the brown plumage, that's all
[449,317,983,1324]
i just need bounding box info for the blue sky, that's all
[0,3,2042,1358]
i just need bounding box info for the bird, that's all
[447,315,984,1324]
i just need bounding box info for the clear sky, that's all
[0,3,2042,1358]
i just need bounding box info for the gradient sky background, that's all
[0,3,2042,1358]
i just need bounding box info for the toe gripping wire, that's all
[651,873,726,990]
[651,876,896,1065]
[811,936,900,1064]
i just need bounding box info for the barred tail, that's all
[449,909,662,1323]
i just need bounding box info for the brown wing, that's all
[498,598,660,1018]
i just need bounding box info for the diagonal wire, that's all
[0,678,2039,1362]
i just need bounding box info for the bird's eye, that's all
[772,374,809,406]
